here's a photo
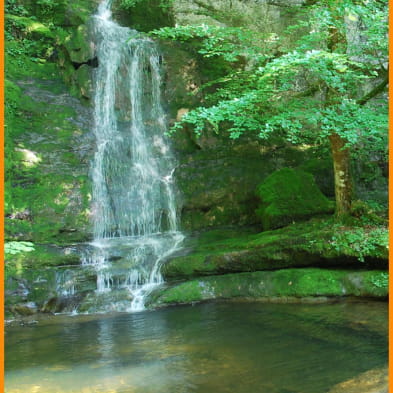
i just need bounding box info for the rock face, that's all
[5,0,99,245]
[256,168,334,230]
[175,144,322,230]
[6,75,93,244]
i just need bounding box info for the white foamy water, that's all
[79,0,184,312]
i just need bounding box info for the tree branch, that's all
[357,72,388,106]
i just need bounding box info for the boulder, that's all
[256,167,334,230]
[12,302,38,316]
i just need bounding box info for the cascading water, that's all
[81,0,183,312]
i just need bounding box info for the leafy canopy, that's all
[151,0,387,152]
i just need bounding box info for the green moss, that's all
[271,269,344,297]
[6,47,58,80]
[5,78,22,106]
[162,254,217,278]
[151,268,388,306]
[196,228,256,245]
[64,24,93,63]
[6,14,54,38]
[5,66,91,244]
[256,168,334,230]
[163,219,388,279]
[151,280,209,304]
[7,167,90,243]
[5,1,95,247]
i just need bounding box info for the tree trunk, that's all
[329,133,352,217]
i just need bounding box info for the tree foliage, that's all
[152,0,387,145]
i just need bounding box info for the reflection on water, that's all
[5,300,387,393]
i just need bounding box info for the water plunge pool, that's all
[5,300,387,393]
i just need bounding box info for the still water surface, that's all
[6,300,387,393]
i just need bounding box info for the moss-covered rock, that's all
[63,24,94,64]
[6,14,54,39]
[5,74,93,244]
[10,301,38,316]
[149,268,388,307]
[162,220,388,279]
[256,168,334,230]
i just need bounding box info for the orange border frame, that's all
[389,0,392,390]
[1,0,5,390]
[388,0,392,384]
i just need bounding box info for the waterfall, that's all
[82,0,183,312]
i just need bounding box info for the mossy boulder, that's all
[5,14,54,39]
[148,268,388,307]
[256,168,334,230]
